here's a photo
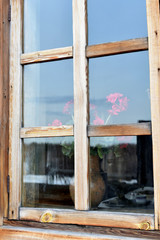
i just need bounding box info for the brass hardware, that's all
[140,222,150,230]
[40,211,54,223]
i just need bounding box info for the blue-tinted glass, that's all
[88,0,147,45]
[24,0,72,52]
[23,60,73,127]
[89,51,151,125]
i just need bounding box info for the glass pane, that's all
[89,51,151,125]
[22,137,74,208]
[24,0,72,53]
[90,136,154,213]
[23,60,73,127]
[88,0,147,45]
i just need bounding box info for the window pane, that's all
[89,51,151,125]
[23,60,73,127]
[90,136,154,213]
[88,0,147,45]
[24,0,72,53]
[22,137,74,208]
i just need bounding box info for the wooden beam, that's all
[0,0,10,224]
[21,46,73,65]
[19,208,154,230]
[20,126,74,138]
[86,38,148,58]
[4,219,160,239]
[146,0,160,230]
[2,0,10,219]
[0,0,4,226]
[9,0,22,219]
[88,123,151,137]
[73,0,89,210]
[0,225,157,240]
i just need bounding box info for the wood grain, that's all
[21,46,73,65]
[20,125,74,138]
[0,0,10,224]
[19,208,154,230]
[146,0,160,230]
[0,225,157,240]
[73,0,89,210]
[88,122,151,137]
[0,0,4,226]
[87,38,148,58]
[2,0,10,219]
[4,220,160,239]
[9,0,22,219]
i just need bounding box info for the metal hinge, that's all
[7,175,10,193]
[8,5,11,22]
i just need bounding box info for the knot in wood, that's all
[140,222,150,230]
[40,211,54,223]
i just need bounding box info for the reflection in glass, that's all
[24,0,72,53]
[22,137,74,208]
[90,136,154,213]
[89,51,151,125]
[23,60,73,127]
[88,0,147,45]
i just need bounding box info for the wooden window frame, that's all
[8,0,160,231]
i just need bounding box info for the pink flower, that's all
[63,100,74,115]
[106,93,123,104]
[49,119,62,126]
[93,115,104,125]
[106,93,129,115]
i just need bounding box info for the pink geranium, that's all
[63,100,74,115]
[48,119,62,126]
[93,115,104,125]
[106,93,123,104]
[107,93,129,116]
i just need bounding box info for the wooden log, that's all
[20,208,154,230]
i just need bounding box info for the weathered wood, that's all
[0,0,10,224]
[0,226,157,240]
[88,123,151,137]
[9,0,22,219]
[2,0,10,219]
[146,0,160,230]
[20,125,74,138]
[19,208,154,230]
[21,46,73,65]
[87,38,148,58]
[73,0,89,210]
[0,0,4,226]
[4,219,160,239]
